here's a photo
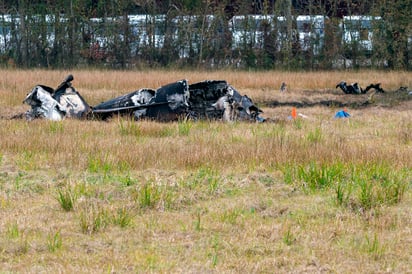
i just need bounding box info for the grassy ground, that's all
[0,69,411,273]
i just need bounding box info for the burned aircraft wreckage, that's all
[23,75,265,122]
[336,81,385,94]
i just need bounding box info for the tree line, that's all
[0,0,410,70]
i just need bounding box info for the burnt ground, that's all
[264,88,412,109]
[253,86,412,122]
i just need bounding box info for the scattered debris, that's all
[288,107,309,120]
[23,74,90,121]
[22,75,265,123]
[401,87,412,96]
[336,81,385,94]
[365,83,385,93]
[336,81,362,94]
[280,82,287,93]
[298,113,309,119]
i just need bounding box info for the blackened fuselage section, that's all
[145,80,189,121]
[188,80,228,120]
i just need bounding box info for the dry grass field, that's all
[0,69,411,273]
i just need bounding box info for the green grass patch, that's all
[282,226,296,246]
[306,126,323,143]
[48,121,64,134]
[78,202,109,234]
[132,181,174,210]
[177,120,193,136]
[282,161,410,211]
[110,206,134,228]
[56,185,78,212]
[87,154,113,174]
[6,221,20,239]
[364,233,385,260]
[118,119,141,137]
[47,230,63,252]
[283,161,345,191]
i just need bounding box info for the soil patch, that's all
[267,88,411,109]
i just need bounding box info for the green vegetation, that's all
[6,221,20,239]
[78,202,109,234]
[47,230,63,252]
[56,186,77,212]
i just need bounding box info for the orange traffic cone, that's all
[291,107,297,119]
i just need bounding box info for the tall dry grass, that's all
[0,114,410,174]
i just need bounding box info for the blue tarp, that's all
[334,110,351,118]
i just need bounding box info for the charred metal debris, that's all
[336,81,385,94]
[23,75,265,122]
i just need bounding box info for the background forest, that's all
[0,0,410,70]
